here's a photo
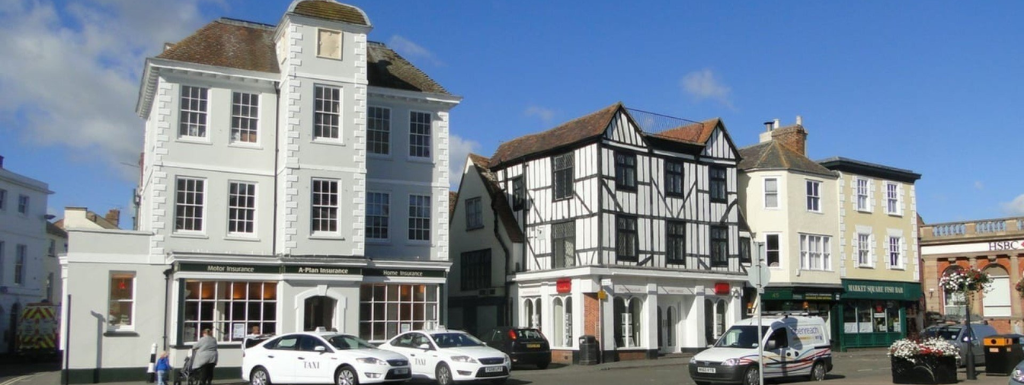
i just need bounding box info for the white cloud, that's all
[974,181,984,190]
[524,105,556,124]
[388,35,444,66]
[680,69,735,109]
[448,134,481,190]
[1001,194,1024,216]
[0,0,214,179]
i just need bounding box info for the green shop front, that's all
[761,285,843,349]
[837,279,922,350]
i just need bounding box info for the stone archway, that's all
[294,285,348,333]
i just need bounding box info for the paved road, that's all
[0,349,1015,385]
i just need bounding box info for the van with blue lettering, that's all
[688,315,832,385]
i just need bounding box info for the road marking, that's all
[0,374,37,385]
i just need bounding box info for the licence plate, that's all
[527,343,541,348]
[485,366,504,373]
[990,348,999,353]
[697,367,716,374]
[394,368,409,375]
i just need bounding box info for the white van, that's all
[688,316,833,385]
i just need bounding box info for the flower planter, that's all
[891,355,958,384]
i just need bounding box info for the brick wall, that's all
[551,349,573,364]
[616,351,647,361]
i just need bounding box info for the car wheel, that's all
[742,365,759,385]
[537,362,550,369]
[436,363,454,385]
[809,361,826,381]
[250,367,272,385]
[335,365,359,385]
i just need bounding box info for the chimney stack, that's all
[773,119,780,129]
[105,209,121,227]
[796,115,803,125]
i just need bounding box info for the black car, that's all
[480,327,551,369]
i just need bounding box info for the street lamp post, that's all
[965,293,976,380]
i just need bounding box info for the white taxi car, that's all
[242,331,412,385]
[378,328,511,385]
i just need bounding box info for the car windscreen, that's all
[327,335,376,350]
[923,326,962,341]
[432,333,484,348]
[514,329,545,341]
[714,325,770,349]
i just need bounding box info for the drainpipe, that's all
[162,268,172,351]
[271,83,281,256]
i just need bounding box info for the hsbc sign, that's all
[989,240,1023,251]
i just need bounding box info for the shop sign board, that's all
[763,288,837,301]
[841,279,921,300]
[176,263,279,274]
[363,268,446,278]
[283,266,361,275]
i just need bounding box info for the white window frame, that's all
[799,234,831,271]
[359,284,440,343]
[806,180,821,212]
[227,181,257,237]
[855,177,870,212]
[316,28,343,60]
[108,271,137,331]
[181,280,278,343]
[366,192,390,241]
[552,296,574,348]
[230,91,259,145]
[14,244,26,285]
[887,235,904,270]
[311,178,340,236]
[409,110,432,160]
[178,85,208,139]
[856,232,873,268]
[885,182,902,216]
[765,233,782,268]
[17,194,29,215]
[408,194,431,242]
[982,268,1011,317]
[174,177,206,233]
[367,106,391,156]
[764,177,779,209]
[313,85,342,141]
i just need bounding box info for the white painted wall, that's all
[0,167,50,354]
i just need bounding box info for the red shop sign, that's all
[714,282,730,295]
[556,278,572,293]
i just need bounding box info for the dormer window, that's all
[317,28,342,59]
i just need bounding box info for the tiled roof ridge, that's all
[217,17,276,30]
[488,102,621,167]
[373,44,449,94]
[653,117,721,144]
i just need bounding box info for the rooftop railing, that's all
[921,216,1024,242]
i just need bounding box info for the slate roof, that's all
[652,118,721,145]
[467,154,525,243]
[448,191,458,220]
[154,19,449,95]
[488,103,622,169]
[292,0,369,26]
[47,222,67,238]
[738,141,836,178]
[817,156,921,183]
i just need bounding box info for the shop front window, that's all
[843,300,902,334]
[359,284,439,342]
[182,280,277,343]
[109,272,136,330]
[614,297,643,348]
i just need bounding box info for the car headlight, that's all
[689,357,697,364]
[450,355,478,363]
[721,358,739,366]
[355,357,389,366]
[504,354,511,363]
[1012,368,1024,382]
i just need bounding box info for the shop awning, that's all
[841,279,921,301]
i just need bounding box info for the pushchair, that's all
[173,353,199,385]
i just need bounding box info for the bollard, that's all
[147,343,156,383]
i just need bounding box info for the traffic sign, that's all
[746,263,771,293]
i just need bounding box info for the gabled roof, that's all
[467,154,524,243]
[488,103,622,169]
[291,0,369,26]
[153,19,450,94]
[738,141,836,178]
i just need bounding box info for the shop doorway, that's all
[658,306,676,354]
[704,299,714,346]
[304,296,336,331]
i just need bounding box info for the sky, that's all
[1,0,1022,228]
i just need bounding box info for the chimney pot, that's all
[796,115,803,125]
[773,119,780,129]
[763,121,774,131]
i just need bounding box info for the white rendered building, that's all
[0,156,53,354]
[62,1,459,382]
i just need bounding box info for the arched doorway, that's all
[304,296,336,331]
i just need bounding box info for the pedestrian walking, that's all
[155,351,171,385]
[1014,319,1023,335]
[191,329,218,385]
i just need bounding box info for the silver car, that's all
[922,323,998,366]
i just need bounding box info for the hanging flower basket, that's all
[939,267,991,294]
[1016,277,1024,298]
[889,338,959,384]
